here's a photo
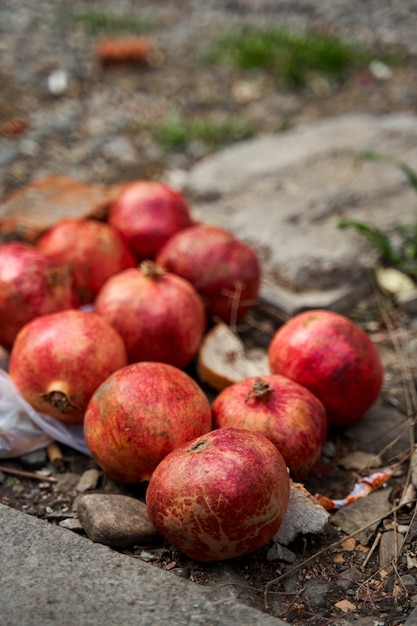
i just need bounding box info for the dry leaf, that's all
[95,37,163,67]
[342,537,356,551]
[375,266,415,297]
[335,599,356,613]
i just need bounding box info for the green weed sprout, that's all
[207,28,374,90]
[339,152,417,279]
[151,114,254,153]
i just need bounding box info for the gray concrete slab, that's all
[0,503,288,626]
[180,113,417,315]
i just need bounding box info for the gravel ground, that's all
[1,0,417,200]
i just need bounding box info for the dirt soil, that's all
[2,2,417,624]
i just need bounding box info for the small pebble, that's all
[59,517,84,533]
[77,493,161,549]
[48,69,68,95]
[266,542,296,563]
[369,59,393,81]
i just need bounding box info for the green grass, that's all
[65,10,152,35]
[151,114,255,153]
[207,27,384,89]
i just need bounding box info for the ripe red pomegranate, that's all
[0,242,75,351]
[268,309,384,426]
[156,225,261,323]
[37,218,136,305]
[9,310,127,424]
[146,427,290,562]
[84,362,212,483]
[94,260,206,368]
[212,375,327,479]
[108,180,194,260]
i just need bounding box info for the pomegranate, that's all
[0,242,75,351]
[211,375,327,479]
[84,362,212,483]
[9,310,127,424]
[94,260,206,368]
[146,427,290,562]
[108,180,194,260]
[156,225,261,323]
[37,218,136,305]
[268,309,384,426]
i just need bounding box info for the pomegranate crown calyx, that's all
[139,259,166,279]
[244,377,275,403]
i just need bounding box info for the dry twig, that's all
[0,464,57,483]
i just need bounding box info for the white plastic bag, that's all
[0,369,91,458]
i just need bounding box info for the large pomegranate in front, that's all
[37,218,136,305]
[94,260,206,368]
[84,362,212,483]
[268,309,383,426]
[156,225,261,323]
[9,310,127,423]
[212,374,327,479]
[146,427,290,562]
[0,242,75,351]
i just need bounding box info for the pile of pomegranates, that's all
[0,175,386,564]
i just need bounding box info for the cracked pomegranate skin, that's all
[211,374,327,480]
[0,242,75,350]
[155,225,261,323]
[84,362,212,483]
[146,428,290,562]
[8,310,127,424]
[37,218,136,305]
[268,309,383,426]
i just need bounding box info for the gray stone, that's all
[266,543,296,564]
[405,605,417,626]
[77,493,161,549]
[335,566,363,590]
[300,577,329,608]
[0,503,288,626]
[59,517,84,533]
[344,403,410,459]
[331,488,392,545]
[379,530,405,568]
[184,113,417,315]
